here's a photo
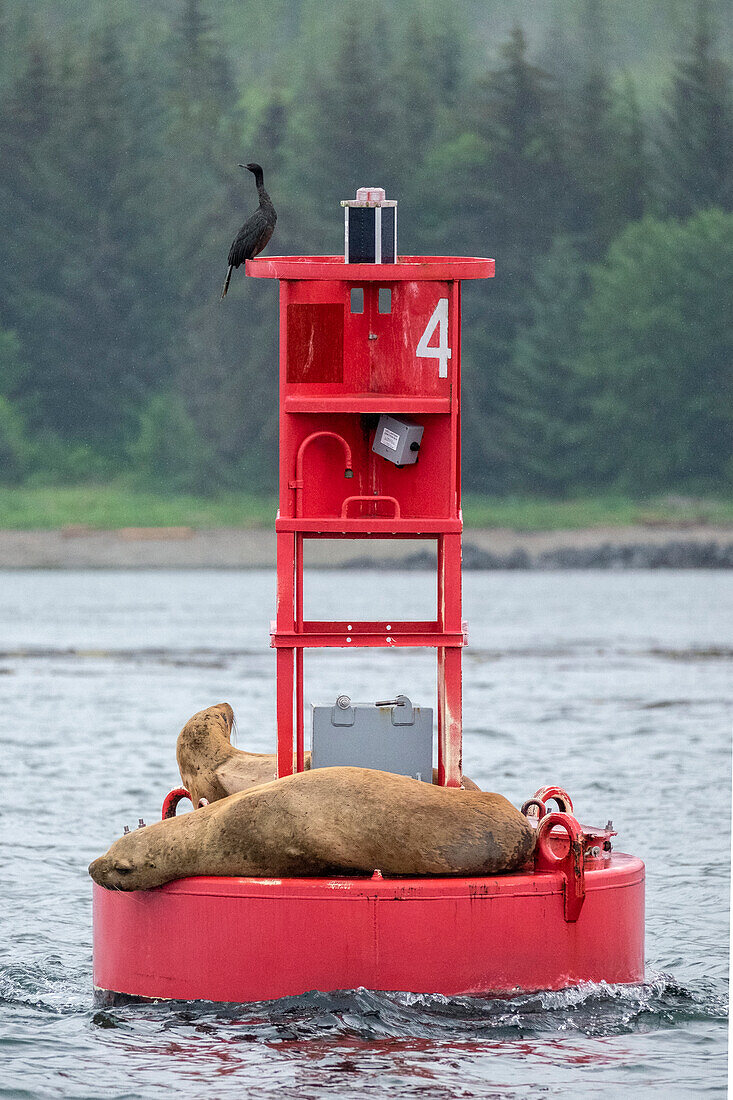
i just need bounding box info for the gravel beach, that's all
[1,524,731,569]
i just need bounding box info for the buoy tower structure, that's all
[92,188,645,1004]
[268,202,478,788]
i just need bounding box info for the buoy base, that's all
[92,854,644,1003]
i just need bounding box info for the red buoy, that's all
[92,196,645,1002]
[93,787,644,1002]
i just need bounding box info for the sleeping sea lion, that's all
[89,766,534,891]
[176,702,480,807]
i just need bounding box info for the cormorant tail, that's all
[220,265,234,300]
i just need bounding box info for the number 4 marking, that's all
[416,298,452,378]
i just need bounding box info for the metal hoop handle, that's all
[161,788,192,819]
[161,788,209,818]
[536,811,583,863]
[535,811,586,922]
[341,495,401,519]
[533,785,574,815]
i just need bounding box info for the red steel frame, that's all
[247,255,494,788]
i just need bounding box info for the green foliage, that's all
[456,26,570,491]
[502,237,588,493]
[576,208,733,492]
[614,76,648,223]
[660,0,733,217]
[0,1,730,504]
[127,393,216,494]
[0,325,32,483]
[282,6,400,253]
[0,325,26,396]
[0,484,276,529]
[0,394,31,483]
[568,67,625,257]
[0,27,178,450]
[22,436,115,487]
[0,484,730,531]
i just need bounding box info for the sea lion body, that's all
[89,767,535,892]
[176,703,480,805]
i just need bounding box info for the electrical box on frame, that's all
[372,414,424,467]
[311,695,433,781]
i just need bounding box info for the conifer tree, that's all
[170,0,235,130]
[502,236,588,493]
[660,0,733,216]
[0,1,8,89]
[538,0,572,92]
[456,26,566,490]
[569,68,620,256]
[577,209,733,491]
[167,4,279,491]
[0,34,66,409]
[10,26,176,451]
[0,1,730,495]
[426,11,463,105]
[578,0,610,74]
[392,13,440,169]
[471,25,566,317]
[566,1,627,258]
[282,6,396,253]
[614,75,648,223]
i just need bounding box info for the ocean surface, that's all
[1,569,730,1098]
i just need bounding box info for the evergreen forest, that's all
[0,0,731,500]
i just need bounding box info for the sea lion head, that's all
[181,702,235,748]
[89,821,174,891]
[202,701,234,739]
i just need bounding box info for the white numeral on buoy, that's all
[416,298,451,378]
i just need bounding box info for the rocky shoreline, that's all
[0,525,731,569]
[400,538,733,570]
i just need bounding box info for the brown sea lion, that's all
[177,702,278,807]
[89,766,534,891]
[176,702,480,807]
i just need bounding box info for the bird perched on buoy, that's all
[220,162,277,300]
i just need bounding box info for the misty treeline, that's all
[0,0,731,497]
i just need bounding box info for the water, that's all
[1,569,729,1098]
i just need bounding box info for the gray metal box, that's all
[311,695,433,781]
[372,415,424,466]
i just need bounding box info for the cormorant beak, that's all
[238,164,247,169]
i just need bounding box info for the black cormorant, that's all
[220,162,277,300]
